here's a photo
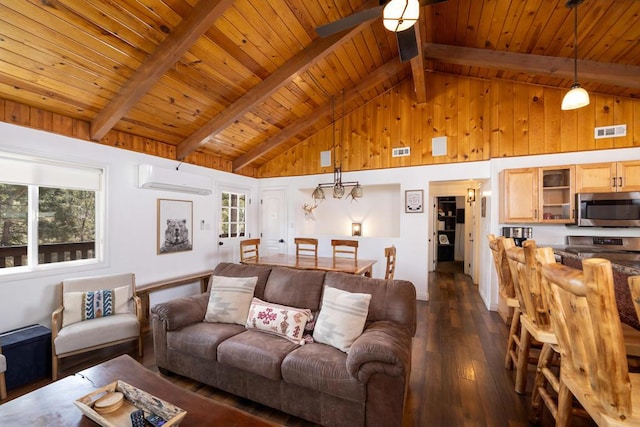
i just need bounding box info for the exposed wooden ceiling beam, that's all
[423,43,640,89]
[176,7,380,160]
[232,59,409,172]
[90,0,235,141]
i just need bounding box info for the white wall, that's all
[0,122,258,332]
[260,161,492,301]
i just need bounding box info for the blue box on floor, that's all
[0,324,51,390]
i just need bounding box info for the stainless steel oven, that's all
[576,192,640,227]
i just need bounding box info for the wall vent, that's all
[594,124,626,139]
[392,147,410,157]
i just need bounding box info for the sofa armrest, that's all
[150,292,209,331]
[346,320,412,383]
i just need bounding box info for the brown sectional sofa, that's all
[151,262,416,427]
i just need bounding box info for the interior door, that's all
[260,189,287,256]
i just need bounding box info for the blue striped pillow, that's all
[82,289,114,320]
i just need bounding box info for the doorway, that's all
[435,195,465,274]
[429,180,481,283]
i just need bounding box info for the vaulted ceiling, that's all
[1,0,639,173]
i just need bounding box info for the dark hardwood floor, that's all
[3,267,596,426]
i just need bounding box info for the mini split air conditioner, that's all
[138,164,212,195]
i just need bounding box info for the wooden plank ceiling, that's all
[1,0,639,173]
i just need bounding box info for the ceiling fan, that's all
[316,0,447,62]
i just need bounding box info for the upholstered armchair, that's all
[51,273,142,380]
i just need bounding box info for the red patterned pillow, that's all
[245,297,312,344]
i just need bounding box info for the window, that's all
[219,191,246,238]
[0,153,102,273]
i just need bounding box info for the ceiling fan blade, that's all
[316,5,384,37]
[397,26,419,62]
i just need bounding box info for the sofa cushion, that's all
[281,343,366,402]
[54,313,139,355]
[313,286,371,353]
[262,267,326,312]
[204,275,258,325]
[217,330,299,380]
[166,322,245,360]
[211,263,272,300]
[245,297,311,343]
[323,272,417,336]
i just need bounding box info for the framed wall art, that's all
[405,190,424,213]
[158,199,193,254]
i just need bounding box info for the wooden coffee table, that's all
[0,354,279,426]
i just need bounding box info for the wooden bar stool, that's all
[541,258,640,426]
[487,234,521,370]
[505,241,556,396]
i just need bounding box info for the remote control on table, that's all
[145,413,167,427]
[130,409,145,427]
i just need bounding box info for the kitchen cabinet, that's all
[437,197,456,262]
[500,165,575,224]
[575,161,640,193]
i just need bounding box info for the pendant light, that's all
[383,0,420,32]
[561,0,589,111]
[312,93,363,201]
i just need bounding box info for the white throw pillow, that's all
[245,297,312,344]
[312,286,372,352]
[63,285,130,327]
[204,276,258,325]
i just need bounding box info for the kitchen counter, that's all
[552,246,640,275]
[552,246,640,330]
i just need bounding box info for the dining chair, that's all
[294,238,318,260]
[0,343,6,400]
[331,239,358,260]
[487,234,521,370]
[240,238,260,262]
[384,245,396,280]
[51,273,142,380]
[541,258,640,426]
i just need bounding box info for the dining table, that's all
[241,253,377,277]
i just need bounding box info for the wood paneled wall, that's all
[0,98,257,177]
[2,73,639,180]
[258,74,640,178]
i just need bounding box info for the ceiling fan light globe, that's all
[383,0,420,32]
[561,84,590,110]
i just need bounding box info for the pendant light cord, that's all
[573,5,578,84]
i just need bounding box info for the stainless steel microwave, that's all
[576,192,640,227]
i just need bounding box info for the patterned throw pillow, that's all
[312,286,372,353]
[245,297,312,344]
[204,276,258,325]
[63,285,130,327]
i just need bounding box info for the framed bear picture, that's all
[157,199,193,254]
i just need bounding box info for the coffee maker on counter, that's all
[502,227,532,247]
